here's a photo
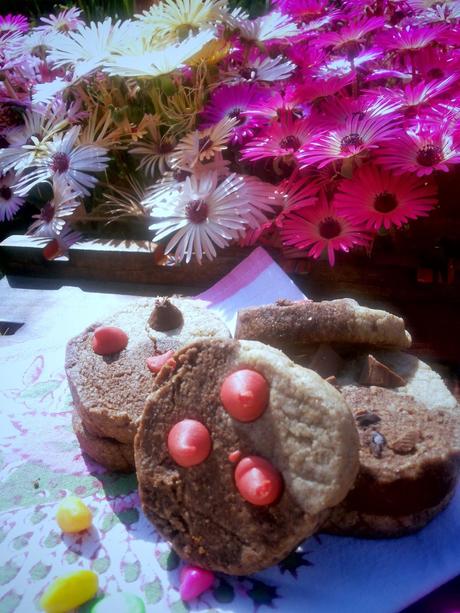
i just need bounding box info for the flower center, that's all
[319,217,342,239]
[198,136,213,153]
[51,152,70,173]
[176,23,199,41]
[41,203,55,223]
[240,67,258,81]
[228,107,245,126]
[158,141,174,154]
[185,199,208,223]
[0,186,12,200]
[427,67,444,80]
[0,134,9,149]
[374,191,398,213]
[280,135,301,151]
[173,168,191,182]
[416,144,442,167]
[0,105,23,128]
[340,133,364,152]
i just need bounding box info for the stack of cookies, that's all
[65,296,460,575]
[65,297,230,472]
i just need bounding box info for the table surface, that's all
[1,274,459,613]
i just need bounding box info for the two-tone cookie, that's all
[66,298,230,470]
[135,338,359,575]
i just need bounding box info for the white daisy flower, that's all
[36,8,84,34]
[137,0,226,43]
[173,116,237,169]
[0,171,25,221]
[148,171,250,263]
[27,176,81,236]
[47,18,137,80]
[130,123,177,177]
[225,54,295,84]
[15,125,109,197]
[103,29,215,78]
[236,11,298,42]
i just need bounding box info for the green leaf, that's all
[64,550,79,564]
[97,472,137,497]
[30,561,51,581]
[91,556,110,574]
[12,532,32,550]
[0,561,21,586]
[100,512,119,533]
[0,590,22,613]
[143,578,163,605]
[157,549,180,571]
[170,601,189,613]
[122,560,141,583]
[20,380,62,399]
[43,530,61,548]
[30,510,47,525]
[0,528,6,544]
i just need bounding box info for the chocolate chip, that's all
[148,298,184,331]
[370,431,386,458]
[356,412,381,428]
[359,354,406,388]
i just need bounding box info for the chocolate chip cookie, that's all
[323,386,460,537]
[135,338,359,574]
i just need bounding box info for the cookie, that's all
[235,299,412,357]
[65,298,230,445]
[135,338,359,575]
[72,410,134,473]
[337,350,459,414]
[323,386,460,538]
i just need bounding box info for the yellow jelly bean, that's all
[56,496,92,532]
[40,569,98,613]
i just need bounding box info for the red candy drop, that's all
[180,566,215,602]
[92,326,128,356]
[167,419,211,467]
[43,239,61,261]
[146,350,175,373]
[220,369,269,422]
[234,456,283,506]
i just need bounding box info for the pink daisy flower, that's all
[241,114,314,164]
[377,124,460,175]
[274,172,320,226]
[280,192,371,266]
[36,8,84,34]
[299,114,399,169]
[335,165,437,230]
[376,24,446,53]
[199,84,271,144]
[0,14,28,36]
[273,0,330,19]
[244,85,311,121]
[372,75,458,113]
[0,171,24,221]
[295,73,355,103]
[316,16,385,55]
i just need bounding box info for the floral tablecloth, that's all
[1,248,460,613]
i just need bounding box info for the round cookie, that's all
[235,298,412,353]
[135,338,359,575]
[323,386,460,538]
[72,410,134,473]
[65,298,230,445]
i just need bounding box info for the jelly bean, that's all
[146,350,175,373]
[92,326,128,355]
[235,456,283,506]
[168,419,211,467]
[180,566,215,602]
[88,592,146,613]
[40,569,98,613]
[220,369,269,422]
[56,496,92,533]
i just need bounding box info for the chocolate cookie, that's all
[235,299,412,358]
[65,298,230,446]
[135,338,359,575]
[72,410,134,473]
[323,386,460,538]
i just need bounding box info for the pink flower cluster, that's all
[200,0,459,264]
